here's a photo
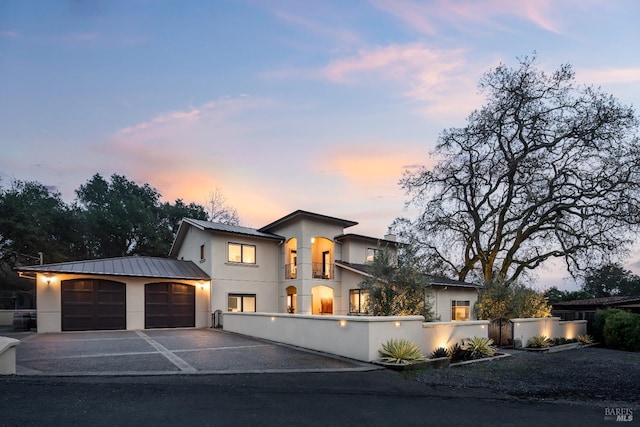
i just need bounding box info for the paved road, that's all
[0,370,613,426]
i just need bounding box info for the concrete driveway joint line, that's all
[135,331,197,373]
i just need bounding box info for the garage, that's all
[61,279,126,331]
[145,282,195,328]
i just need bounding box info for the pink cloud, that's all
[369,0,576,35]
[321,44,482,116]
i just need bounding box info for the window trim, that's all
[227,242,257,264]
[228,293,257,312]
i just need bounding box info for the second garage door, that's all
[145,282,195,328]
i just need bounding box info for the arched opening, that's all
[285,238,297,279]
[286,285,297,313]
[311,285,334,315]
[311,237,333,279]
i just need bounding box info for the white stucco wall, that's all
[36,273,209,333]
[175,226,281,314]
[421,320,489,353]
[512,317,587,346]
[224,312,425,362]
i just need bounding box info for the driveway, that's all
[6,329,373,376]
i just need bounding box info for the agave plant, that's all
[430,347,449,359]
[461,337,496,359]
[378,339,425,364]
[448,343,471,362]
[577,334,594,345]
[527,335,552,348]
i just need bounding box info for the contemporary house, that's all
[18,210,481,332]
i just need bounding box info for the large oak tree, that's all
[398,55,640,284]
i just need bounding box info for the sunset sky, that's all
[1,1,639,288]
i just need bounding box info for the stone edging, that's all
[449,352,511,367]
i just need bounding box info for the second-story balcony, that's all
[312,262,333,280]
[285,263,297,280]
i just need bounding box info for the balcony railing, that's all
[312,262,333,280]
[285,263,297,279]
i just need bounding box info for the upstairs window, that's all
[366,248,379,263]
[200,244,205,261]
[228,243,256,264]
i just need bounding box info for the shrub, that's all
[527,335,552,348]
[430,347,448,359]
[594,308,620,343]
[461,337,497,359]
[448,343,471,363]
[378,339,426,364]
[602,310,640,351]
[577,334,593,345]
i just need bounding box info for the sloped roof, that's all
[552,295,640,308]
[335,261,482,289]
[259,210,358,232]
[334,233,399,247]
[16,256,210,280]
[184,218,285,240]
[169,218,284,257]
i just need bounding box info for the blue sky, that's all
[1,0,639,288]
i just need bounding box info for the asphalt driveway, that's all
[6,329,372,376]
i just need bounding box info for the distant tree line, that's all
[0,173,238,295]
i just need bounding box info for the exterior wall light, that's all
[394,321,401,327]
[310,237,316,244]
[339,320,347,327]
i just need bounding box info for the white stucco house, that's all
[18,210,481,332]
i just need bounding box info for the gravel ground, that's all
[412,346,640,405]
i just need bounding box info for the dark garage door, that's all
[145,283,195,328]
[61,279,126,331]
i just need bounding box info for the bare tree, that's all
[398,55,640,284]
[206,187,240,225]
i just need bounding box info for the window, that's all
[349,289,369,314]
[200,244,205,261]
[451,300,470,321]
[365,248,378,263]
[228,294,256,312]
[227,243,256,264]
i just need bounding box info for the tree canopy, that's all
[581,263,640,298]
[398,55,640,284]
[358,246,436,320]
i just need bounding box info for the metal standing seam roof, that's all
[184,218,285,240]
[335,261,482,289]
[16,256,210,280]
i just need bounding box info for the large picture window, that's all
[451,300,470,321]
[349,289,369,314]
[227,243,256,264]
[228,294,256,312]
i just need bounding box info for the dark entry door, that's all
[61,279,126,331]
[145,283,195,328]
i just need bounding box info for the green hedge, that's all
[595,309,640,351]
